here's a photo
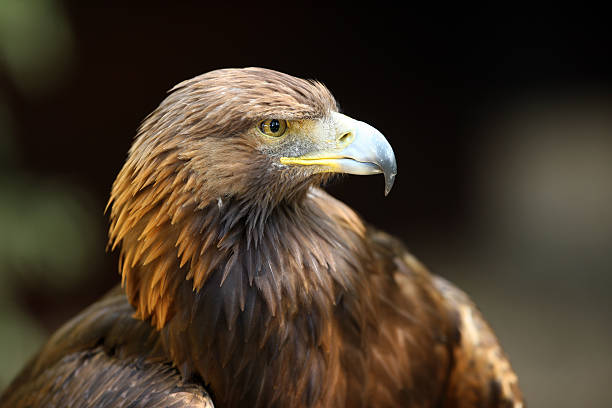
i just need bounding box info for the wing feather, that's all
[433,276,524,408]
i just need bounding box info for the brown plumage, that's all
[0,67,523,407]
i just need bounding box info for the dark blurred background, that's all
[1,3,611,406]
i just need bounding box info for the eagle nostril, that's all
[338,131,354,146]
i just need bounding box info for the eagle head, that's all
[125,67,396,210]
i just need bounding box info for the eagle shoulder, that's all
[367,228,523,407]
[0,347,213,408]
[0,288,214,408]
[433,275,524,408]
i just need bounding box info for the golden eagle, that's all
[0,68,523,407]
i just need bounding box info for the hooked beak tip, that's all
[384,172,396,196]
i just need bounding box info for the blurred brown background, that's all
[1,3,611,407]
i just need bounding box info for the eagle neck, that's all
[160,187,370,406]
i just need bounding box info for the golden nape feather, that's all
[0,67,523,407]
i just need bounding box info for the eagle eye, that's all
[258,119,287,137]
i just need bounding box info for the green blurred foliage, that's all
[0,176,100,289]
[0,0,74,96]
[0,0,99,388]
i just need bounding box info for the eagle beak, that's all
[280,112,397,195]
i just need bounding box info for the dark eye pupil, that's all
[269,119,280,133]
